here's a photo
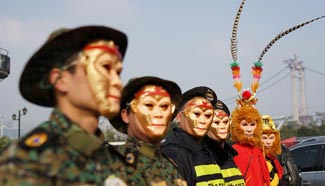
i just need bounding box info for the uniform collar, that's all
[51,108,105,156]
[114,137,161,159]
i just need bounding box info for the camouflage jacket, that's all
[106,137,187,186]
[0,108,113,186]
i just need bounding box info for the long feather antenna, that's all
[230,0,246,62]
[258,15,325,62]
[230,0,246,92]
[251,15,325,93]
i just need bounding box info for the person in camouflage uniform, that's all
[107,76,187,186]
[0,25,128,185]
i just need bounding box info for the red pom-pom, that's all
[242,90,251,100]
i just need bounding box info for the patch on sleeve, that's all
[125,148,138,167]
[25,133,48,147]
[18,127,55,151]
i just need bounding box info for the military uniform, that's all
[107,76,187,186]
[106,137,187,186]
[0,109,114,186]
[0,25,130,185]
[161,127,224,186]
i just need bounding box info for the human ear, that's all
[49,68,68,92]
[121,109,130,125]
[175,112,182,123]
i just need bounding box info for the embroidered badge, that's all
[126,152,135,164]
[205,89,215,102]
[24,133,48,147]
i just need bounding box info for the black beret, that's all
[110,76,182,133]
[19,25,128,107]
[214,100,230,116]
[180,86,217,109]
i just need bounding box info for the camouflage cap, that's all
[19,25,128,107]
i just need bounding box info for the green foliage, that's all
[281,122,325,140]
[0,136,11,152]
[280,123,297,140]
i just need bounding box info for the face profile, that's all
[81,40,123,119]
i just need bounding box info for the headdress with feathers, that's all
[230,0,324,106]
[229,0,324,147]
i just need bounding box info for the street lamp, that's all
[12,107,28,139]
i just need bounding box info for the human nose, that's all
[219,123,227,129]
[152,106,164,118]
[246,126,253,132]
[111,71,122,91]
[199,116,211,125]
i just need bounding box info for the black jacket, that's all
[161,127,224,186]
[203,136,246,185]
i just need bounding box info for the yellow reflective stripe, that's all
[196,179,225,186]
[224,179,246,186]
[221,167,246,186]
[194,164,221,177]
[221,167,242,177]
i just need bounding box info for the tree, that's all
[0,136,11,153]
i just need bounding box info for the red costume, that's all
[233,144,270,186]
[230,104,270,186]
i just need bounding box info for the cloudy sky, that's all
[1,0,325,136]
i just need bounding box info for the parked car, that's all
[289,136,325,186]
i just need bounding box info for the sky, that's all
[1,0,325,137]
